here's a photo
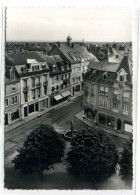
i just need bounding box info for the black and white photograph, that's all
[3,6,135,191]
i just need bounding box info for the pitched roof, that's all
[84,56,132,85]
[49,44,99,64]
[39,54,64,65]
[6,52,46,65]
[88,61,120,73]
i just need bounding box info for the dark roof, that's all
[5,64,20,83]
[49,44,99,64]
[38,53,70,76]
[6,52,46,65]
[117,56,132,82]
[39,54,64,65]
[84,56,132,85]
[88,61,120,72]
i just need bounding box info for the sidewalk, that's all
[75,111,131,140]
[5,92,83,132]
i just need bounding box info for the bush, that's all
[119,139,133,182]
[67,128,118,182]
[12,124,66,180]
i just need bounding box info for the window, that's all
[99,114,106,125]
[123,104,128,112]
[73,78,75,83]
[123,91,130,102]
[5,99,8,107]
[52,78,54,84]
[99,99,108,109]
[32,66,34,71]
[15,96,17,103]
[120,76,124,81]
[113,103,118,110]
[32,90,35,99]
[100,86,108,95]
[37,88,40,97]
[24,92,28,102]
[32,77,35,87]
[11,84,16,91]
[56,85,59,90]
[79,67,81,71]
[11,110,19,121]
[52,87,54,92]
[10,71,15,80]
[107,116,115,128]
[11,97,14,104]
[44,86,47,95]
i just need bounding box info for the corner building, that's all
[83,56,132,133]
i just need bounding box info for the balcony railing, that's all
[23,86,29,92]
[113,94,120,101]
[36,83,41,87]
[123,97,129,102]
[43,81,48,86]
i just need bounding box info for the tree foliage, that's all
[12,124,66,179]
[67,128,118,182]
[119,139,133,181]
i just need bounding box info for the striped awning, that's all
[54,94,63,101]
[61,91,71,98]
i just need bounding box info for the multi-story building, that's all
[40,54,71,106]
[48,35,99,95]
[5,65,21,126]
[6,52,51,119]
[83,56,132,133]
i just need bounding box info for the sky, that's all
[6,7,132,42]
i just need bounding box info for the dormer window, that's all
[10,69,15,80]
[92,70,97,76]
[53,64,56,72]
[120,76,124,81]
[117,68,127,82]
[102,72,108,80]
[61,66,64,71]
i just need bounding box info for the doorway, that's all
[117,119,121,130]
[5,113,8,126]
[35,102,39,111]
[24,107,28,117]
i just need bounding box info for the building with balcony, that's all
[48,35,99,96]
[5,65,21,126]
[6,52,51,119]
[39,54,71,106]
[83,56,132,133]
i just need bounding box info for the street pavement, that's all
[4,94,131,189]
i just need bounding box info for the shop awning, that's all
[54,94,63,101]
[61,91,71,98]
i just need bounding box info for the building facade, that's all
[6,52,51,120]
[40,54,71,105]
[48,35,99,95]
[5,65,21,126]
[83,56,132,133]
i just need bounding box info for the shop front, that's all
[98,113,115,128]
[84,106,96,120]
[61,90,71,100]
[51,94,63,106]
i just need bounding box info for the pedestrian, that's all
[115,163,120,175]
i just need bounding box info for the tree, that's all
[119,139,133,182]
[67,128,118,182]
[12,124,66,180]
